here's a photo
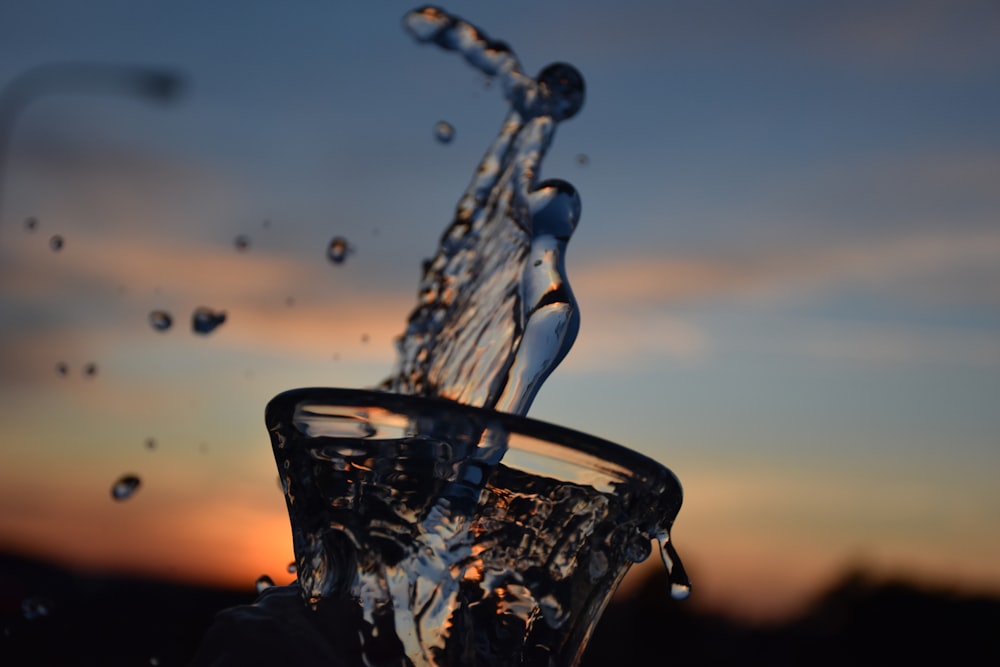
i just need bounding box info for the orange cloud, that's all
[573,229,1000,308]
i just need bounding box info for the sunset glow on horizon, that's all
[2,0,1000,624]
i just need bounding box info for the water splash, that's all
[382,7,584,417]
[263,8,687,665]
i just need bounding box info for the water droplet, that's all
[199,442,209,454]
[361,333,370,344]
[657,533,691,601]
[537,62,585,122]
[434,121,455,144]
[670,581,692,600]
[82,362,97,378]
[327,236,351,264]
[255,574,275,593]
[192,307,226,335]
[55,362,68,377]
[21,596,51,620]
[24,216,38,232]
[575,153,589,166]
[149,658,160,666]
[528,179,581,239]
[111,474,141,501]
[149,310,173,332]
[145,437,157,450]
[624,533,652,563]
[262,219,271,229]
[234,234,250,252]
[285,296,296,307]
[287,561,297,574]
[49,235,64,252]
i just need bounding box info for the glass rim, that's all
[266,386,682,505]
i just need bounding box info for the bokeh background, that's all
[2,0,998,632]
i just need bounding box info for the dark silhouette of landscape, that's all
[2,550,998,666]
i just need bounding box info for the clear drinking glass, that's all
[267,387,685,667]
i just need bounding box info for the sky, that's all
[1,0,999,622]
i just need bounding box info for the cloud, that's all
[788,150,1000,233]
[573,228,1000,308]
[799,321,1000,368]
[0,230,413,399]
[810,0,1000,73]
[560,227,1000,368]
[549,0,1000,75]
[5,213,999,382]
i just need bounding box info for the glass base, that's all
[266,387,685,667]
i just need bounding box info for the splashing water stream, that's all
[260,7,688,667]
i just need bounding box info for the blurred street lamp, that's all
[0,62,184,233]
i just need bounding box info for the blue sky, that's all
[1,0,999,619]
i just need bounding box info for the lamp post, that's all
[0,62,184,233]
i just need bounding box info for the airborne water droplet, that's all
[234,234,250,252]
[255,574,275,593]
[55,362,68,377]
[24,216,38,232]
[327,236,351,264]
[111,474,141,501]
[575,153,589,166]
[145,437,157,450]
[82,362,97,378]
[287,561,297,574]
[49,235,64,252]
[434,121,455,144]
[149,310,173,332]
[192,307,226,335]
